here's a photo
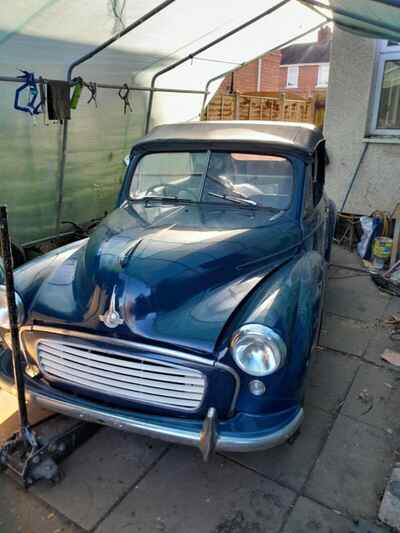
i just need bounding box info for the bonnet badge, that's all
[99,285,124,328]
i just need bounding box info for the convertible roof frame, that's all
[143,0,291,134]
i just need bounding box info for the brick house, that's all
[218,26,332,98]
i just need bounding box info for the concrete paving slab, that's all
[224,406,333,492]
[330,244,363,270]
[342,362,400,433]
[305,349,360,414]
[96,445,295,533]
[33,428,167,531]
[0,474,81,533]
[327,268,378,296]
[379,463,400,531]
[363,325,400,367]
[305,415,395,520]
[324,283,390,323]
[0,390,52,444]
[283,496,390,533]
[319,312,372,356]
[381,297,400,318]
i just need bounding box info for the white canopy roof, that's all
[1,0,399,244]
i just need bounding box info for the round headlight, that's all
[230,324,286,377]
[0,285,25,329]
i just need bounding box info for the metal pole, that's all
[0,206,29,431]
[0,75,207,95]
[56,0,176,235]
[66,0,176,81]
[340,143,369,212]
[144,0,291,133]
[200,21,327,117]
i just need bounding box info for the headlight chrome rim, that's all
[230,324,286,377]
[0,285,25,329]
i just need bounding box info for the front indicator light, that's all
[249,379,266,396]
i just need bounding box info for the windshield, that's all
[130,151,293,210]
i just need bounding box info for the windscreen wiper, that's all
[140,196,196,206]
[207,191,258,207]
[144,195,179,202]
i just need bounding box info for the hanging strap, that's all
[118,83,133,114]
[85,81,97,107]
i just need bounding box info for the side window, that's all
[303,164,314,219]
[313,144,325,206]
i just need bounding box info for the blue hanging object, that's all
[14,70,42,115]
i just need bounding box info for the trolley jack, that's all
[0,205,98,487]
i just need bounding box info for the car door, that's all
[302,145,328,257]
[302,145,329,345]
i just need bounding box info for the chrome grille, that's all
[37,339,206,411]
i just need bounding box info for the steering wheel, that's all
[145,184,165,196]
[145,183,198,201]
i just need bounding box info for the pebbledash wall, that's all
[324,27,400,215]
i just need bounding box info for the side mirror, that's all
[124,154,131,167]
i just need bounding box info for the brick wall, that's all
[218,48,328,98]
[218,51,282,94]
[279,64,322,97]
[259,51,281,91]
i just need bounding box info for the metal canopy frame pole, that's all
[0,75,206,95]
[144,0,291,133]
[200,21,328,117]
[55,0,176,235]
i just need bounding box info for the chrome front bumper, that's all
[0,349,304,458]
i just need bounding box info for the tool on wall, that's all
[70,77,83,110]
[118,83,133,114]
[85,81,98,107]
[14,70,43,116]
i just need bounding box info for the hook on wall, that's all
[118,83,132,114]
[85,81,97,107]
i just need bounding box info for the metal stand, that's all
[0,205,98,487]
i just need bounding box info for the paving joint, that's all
[22,482,88,533]
[90,444,172,533]
[277,354,363,532]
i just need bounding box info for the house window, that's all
[286,66,299,88]
[370,41,400,134]
[317,64,330,87]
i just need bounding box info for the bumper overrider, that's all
[0,346,303,460]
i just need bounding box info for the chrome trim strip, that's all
[20,325,214,367]
[215,361,240,416]
[29,391,304,453]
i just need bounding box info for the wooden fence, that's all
[202,91,326,129]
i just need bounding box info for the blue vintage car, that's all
[0,121,335,459]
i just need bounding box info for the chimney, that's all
[318,26,331,43]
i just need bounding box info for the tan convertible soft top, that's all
[136,121,324,156]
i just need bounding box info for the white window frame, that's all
[370,40,400,135]
[286,65,299,88]
[317,63,330,88]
